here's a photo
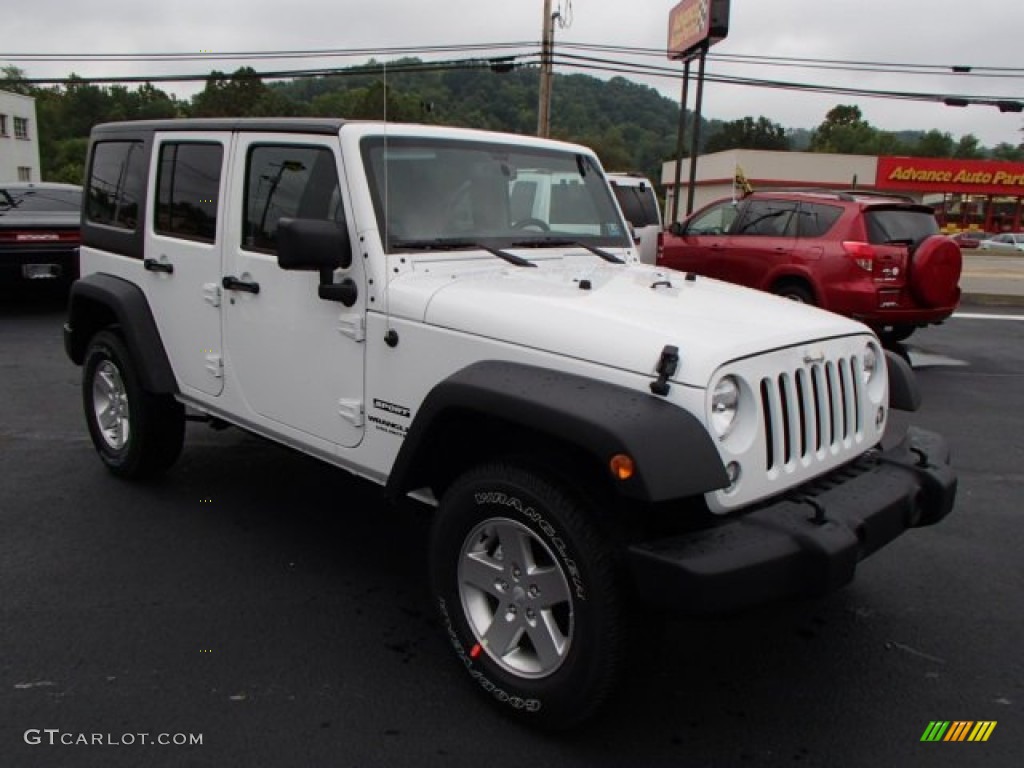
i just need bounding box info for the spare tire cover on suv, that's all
[910,236,962,307]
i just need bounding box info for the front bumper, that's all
[627,427,956,614]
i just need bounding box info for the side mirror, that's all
[276,218,352,272]
[276,218,357,306]
[669,221,685,236]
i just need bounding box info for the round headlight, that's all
[711,375,740,438]
[862,343,879,384]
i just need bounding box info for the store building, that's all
[0,89,41,182]
[663,148,1024,233]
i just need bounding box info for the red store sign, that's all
[876,156,1024,196]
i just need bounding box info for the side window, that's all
[244,145,343,254]
[734,199,798,237]
[87,141,147,230]
[155,143,223,243]
[687,202,738,235]
[796,202,843,238]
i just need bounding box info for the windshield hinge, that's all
[337,314,365,342]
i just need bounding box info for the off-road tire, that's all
[82,330,185,479]
[430,462,625,730]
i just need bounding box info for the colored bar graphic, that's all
[921,720,997,742]
[944,721,972,741]
[968,722,997,742]
[921,721,950,742]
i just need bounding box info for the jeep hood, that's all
[389,257,868,387]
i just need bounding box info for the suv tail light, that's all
[842,241,876,272]
[656,231,664,263]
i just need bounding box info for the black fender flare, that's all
[386,361,728,503]
[885,350,920,412]
[64,273,177,395]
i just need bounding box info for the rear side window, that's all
[865,208,939,245]
[155,143,224,243]
[611,183,660,228]
[734,199,798,237]
[87,141,146,230]
[796,202,843,238]
[244,145,343,254]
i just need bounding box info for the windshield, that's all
[0,186,81,213]
[361,137,630,253]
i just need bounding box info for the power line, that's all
[5,47,1020,112]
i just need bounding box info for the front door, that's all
[222,135,366,449]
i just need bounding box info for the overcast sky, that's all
[4,0,1023,149]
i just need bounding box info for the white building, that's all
[0,90,41,182]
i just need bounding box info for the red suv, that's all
[658,189,962,342]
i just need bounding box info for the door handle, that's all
[222,275,260,294]
[143,257,174,274]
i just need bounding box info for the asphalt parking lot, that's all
[1,288,1022,767]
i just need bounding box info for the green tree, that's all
[991,142,1024,162]
[190,67,274,117]
[953,133,984,159]
[704,116,790,153]
[910,129,955,158]
[809,105,879,155]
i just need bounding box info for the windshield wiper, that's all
[389,238,535,267]
[509,237,625,264]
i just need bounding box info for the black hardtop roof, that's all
[90,117,349,138]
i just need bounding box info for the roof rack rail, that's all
[747,186,916,203]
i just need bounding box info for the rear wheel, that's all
[82,330,185,479]
[430,462,626,730]
[772,281,815,305]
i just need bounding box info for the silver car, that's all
[978,232,1024,253]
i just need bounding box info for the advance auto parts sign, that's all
[668,0,730,60]
[876,156,1024,196]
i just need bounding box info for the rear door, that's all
[723,198,798,287]
[143,134,228,397]
[864,205,939,288]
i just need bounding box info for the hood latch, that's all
[650,345,680,396]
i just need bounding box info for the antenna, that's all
[382,59,394,344]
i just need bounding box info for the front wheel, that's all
[430,462,625,730]
[82,330,185,479]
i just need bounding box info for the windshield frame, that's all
[359,136,631,254]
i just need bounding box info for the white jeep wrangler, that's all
[65,118,956,729]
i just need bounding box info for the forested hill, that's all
[10,57,1019,184]
[270,61,690,183]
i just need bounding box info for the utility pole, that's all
[537,0,555,138]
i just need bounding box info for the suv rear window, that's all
[0,187,81,212]
[865,207,938,244]
[611,184,660,228]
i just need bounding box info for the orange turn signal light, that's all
[609,454,635,481]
